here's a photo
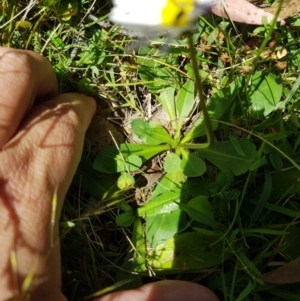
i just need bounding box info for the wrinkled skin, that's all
[212,0,285,25]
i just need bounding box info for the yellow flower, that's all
[110,0,218,37]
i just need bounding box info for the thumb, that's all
[94,280,219,301]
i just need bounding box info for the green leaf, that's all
[147,232,228,271]
[249,168,272,226]
[183,178,214,198]
[118,143,170,160]
[117,172,135,190]
[293,18,300,26]
[137,46,177,92]
[235,281,253,301]
[179,202,224,231]
[116,211,136,227]
[281,226,300,260]
[94,144,169,173]
[120,219,147,273]
[253,110,282,130]
[43,0,58,6]
[114,154,142,173]
[182,79,239,142]
[131,119,174,145]
[229,136,245,156]
[146,209,187,248]
[270,168,300,200]
[263,132,287,141]
[60,221,75,228]
[73,156,114,198]
[57,0,78,20]
[269,151,283,170]
[192,228,222,237]
[249,72,283,118]
[150,171,187,199]
[158,87,176,124]
[250,155,268,171]
[269,289,300,300]
[188,196,214,219]
[261,203,300,218]
[222,189,240,201]
[197,140,257,176]
[180,152,206,177]
[137,191,181,217]
[164,153,182,173]
[77,78,96,94]
[235,249,261,276]
[216,171,234,187]
[176,80,195,130]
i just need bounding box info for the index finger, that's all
[0,47,58,148]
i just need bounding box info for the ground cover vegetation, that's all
[1,0,300,300]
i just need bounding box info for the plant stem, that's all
[187,33,213,148]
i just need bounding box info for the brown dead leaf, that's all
[264,0,300,19]
[248,0,300,19]
[240,65,252,74]
[277,47,288,59]
[261,257,300,284]
[276,61,288,71]
[268,40,277,51]
[220,52,230,64]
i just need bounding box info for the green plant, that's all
[3,1,300,300]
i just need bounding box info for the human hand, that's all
[0,47,96,300]
[0,47,218,301]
